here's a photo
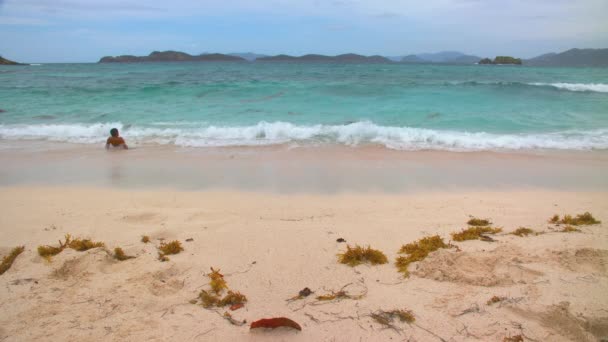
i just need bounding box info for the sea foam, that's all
[529,83,608,93]
[1,121,607,151]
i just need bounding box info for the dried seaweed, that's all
[560,225,581,233]
[0,246,25,275]
[141,235,150,243]
[250,317,302,331]
[157,240,183,261]
[37,234,72,260]
[503,335,524,342]
[218,291,248,306]
[511,227,534,237]
[230,303,244,311]
[467,217,491,226]
[113,247,135,261]
[487,296,506,305]
[395,235,448,276]
[223,311,246,326]
[371,309,415,330]
[451,227,502,242]
[68,238,105,251]
[549,214,560,224]
[198,267,247,309]
[559,212,600,226]
[209,267,228,294]
[338,245,388,267]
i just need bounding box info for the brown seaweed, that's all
[250,317,302,331]
[0,246,25,275]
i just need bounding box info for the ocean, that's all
[1,62,607,151]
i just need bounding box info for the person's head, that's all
[110,128,119,137]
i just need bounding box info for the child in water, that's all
[105,128,128,150]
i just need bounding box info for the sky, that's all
[0,0,607,63]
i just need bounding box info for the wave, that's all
[528,83,608,93]
[449,81,608,93]
[1,121,608,151]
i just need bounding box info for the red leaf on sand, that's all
[230,303,244,311]
[250,317,302,331]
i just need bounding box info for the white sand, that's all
[0,187,607,341]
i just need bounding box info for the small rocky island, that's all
[99,51,246,63]
[0,56,26,65]
[478,56,522,65]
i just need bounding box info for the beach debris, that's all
[186,238,194,242]
[451,227,502,242]
[467,217,492,226]
[141,235,150,243]
[336,238,346,243]
[503,335,524,342]
[197,267,248,309]
[395,235,449,276]
[371,309,415,331]
[511,227,535,237]
[0,246,25,275]
[113,247,135,261]
[559,225,581,233]
[479,234,496,242]
[338,244,388,266]
[223,311,246,326]
[299,287,313,297]
[315,282,367,302]
[487,296,507,305]
[37,234,105,260]
[287,287,313,301]
[230,303,244,311]
[549,212,601,226]
[250,317,302,331]
[157,240,183,261]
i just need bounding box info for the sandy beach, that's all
[1,181,607,341]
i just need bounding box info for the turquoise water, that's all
[1,62,607,150]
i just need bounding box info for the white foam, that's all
[1,121,607,151]
[529,83,608,93]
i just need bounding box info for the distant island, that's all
[97,48,608,67]
[99,51,246,63]
[256,53,391,63]
[525,48,608,67]
[478,56,522,65]
[0,56,26,65]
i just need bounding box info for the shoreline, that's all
[1,140,608,193]
[0,186,606,341]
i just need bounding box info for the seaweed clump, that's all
[467,217,491,226]
[395,235,448,276]
[141,235,150,243]
[503,335,524,342]
[157,240,183,261]
[337,245,388,267]
[451,226,502,242]
[511,227,534,237]
[560,225,581,233]
[37,235,72,260]
[113,247,135,261]
[557,212,601,226]
[371,309,415,328]
[68,237,105,251]
[197,267,247,309]
[0,246,25,275]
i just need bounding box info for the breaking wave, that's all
[1,121,607,151]
[528,83,608,93]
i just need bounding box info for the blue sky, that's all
[1,0,607,63]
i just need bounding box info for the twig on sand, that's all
[194,327,216,339]
[453,303,481,317]
[412,322,448,342]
